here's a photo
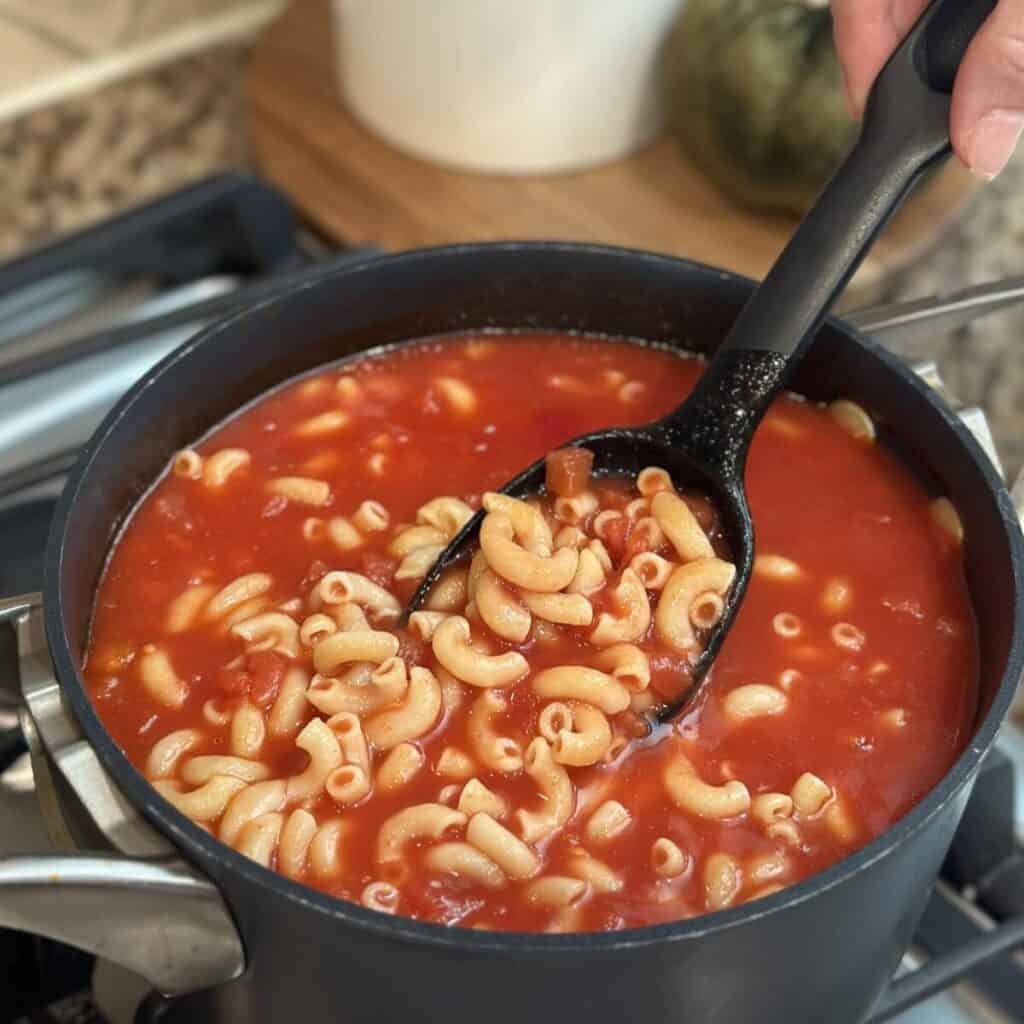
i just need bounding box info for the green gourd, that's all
[661,0,857,215]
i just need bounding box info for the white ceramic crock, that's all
[331,0,685,175]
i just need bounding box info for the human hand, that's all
[832,0,1024,178]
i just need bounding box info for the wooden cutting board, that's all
[247,0,979,307]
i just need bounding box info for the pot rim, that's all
[43,241,1024,954]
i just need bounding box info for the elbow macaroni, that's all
[515,738,575,844]
[474,570,532,643]
[651,491,714,562]
[138,646,187,708]
[377,804,467,864]
[377,743,425,792]
[665,752,751,820]
[589,569,650,645]
[480,512,578,592]
[432,616,528,688]
[531,666,630,715]
[656,559,736,653]
[287,719,343,801]
[467,690,524,773]
[145,729,203,779]
[124,391,758,932]
[364,666,442,750]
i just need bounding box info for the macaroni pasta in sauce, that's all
[85,334,977,931]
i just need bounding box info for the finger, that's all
[832,0,898,117]
[832,0,929,118]
[951,0,1024,178]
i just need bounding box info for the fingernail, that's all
[966,110,1024,179]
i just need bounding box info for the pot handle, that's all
[0,594,245,997]
[0,853,244,996]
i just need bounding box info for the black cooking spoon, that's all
[407,0,994,721]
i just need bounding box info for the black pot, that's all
[31,245,1024,1022]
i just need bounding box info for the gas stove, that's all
[0,177,1021,1024]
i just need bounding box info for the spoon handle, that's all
[658,0,994,472]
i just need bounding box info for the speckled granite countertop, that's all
[868,153,1024,480]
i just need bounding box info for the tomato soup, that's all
[84,334,977,932]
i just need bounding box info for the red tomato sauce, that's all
[84,333,977,931]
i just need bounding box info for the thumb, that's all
[832,0,929,118]
[951,0,1024,179]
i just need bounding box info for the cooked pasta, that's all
[84,332,977,935]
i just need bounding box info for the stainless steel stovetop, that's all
[0,176,1021,1024]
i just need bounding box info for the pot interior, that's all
[50,245,1020,763]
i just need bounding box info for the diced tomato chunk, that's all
[600,515,630,563]
[648,672,685,702]
[360,551,398,588]
[397,633,428,668]
[216,664,251,697]
[545,447,594,498]
[300,559,330,592]
[247,650,287,707]
[624,522,654,562]
[647,649,693,701]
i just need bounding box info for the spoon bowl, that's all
[408,405,757,717]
